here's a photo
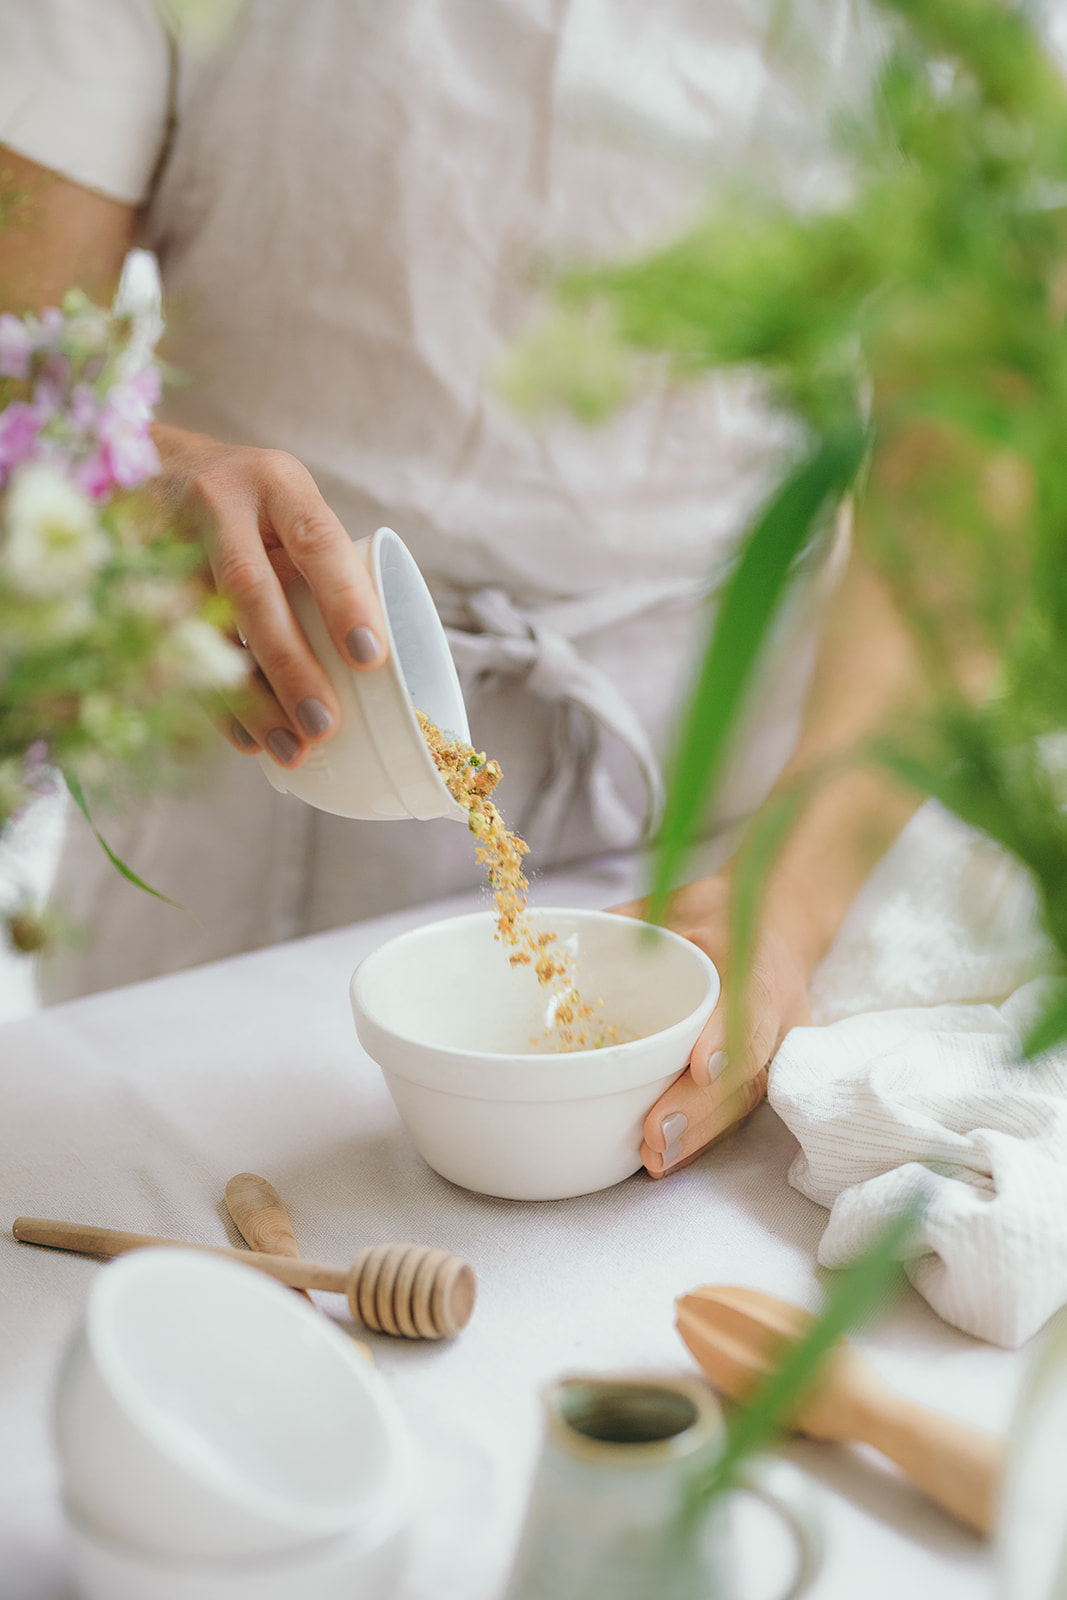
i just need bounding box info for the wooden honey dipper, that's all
[224,1173,311,1300]
[13,1215,476,1340]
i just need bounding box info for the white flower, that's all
[1,464,110,597]
[79,693,147,756]
[35,595,94,643]
[62,306,111,360]
[120,575,189,624]
[78,692,119,742]
[157,617,248,691]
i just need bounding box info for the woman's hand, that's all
[610,551,930,1181]
[152,425,389,767]
[612,875,813,1178]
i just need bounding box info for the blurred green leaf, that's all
[521,0,1067,1067]
[63,770,182,909]
[1023,983,1067,1059]
[684,1202,918,1512]
[874,727,1067,1052]
[648,428,866,922]
[879,0,1067,136]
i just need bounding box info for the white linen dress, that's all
[0,0,870,999]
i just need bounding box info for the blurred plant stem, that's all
[507,0,1067,1054]
[684,1204,916,1512]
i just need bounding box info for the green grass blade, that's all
[685,1203,919,1511]
[872,742,1029,863]
[874,738,1067,1057]
[63,771,183,909]
[1021,983,1067,1059]
[648,428,865,922]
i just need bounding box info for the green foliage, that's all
[496,306,633,423]
[649,429,866,926]
[63,771,183,909]
[511,0,1067,1051]
[0,496,210,787]
[678,1204,915,1522]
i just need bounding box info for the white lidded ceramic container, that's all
[259,526,469,820]
[56,1250,418,1563]
[351,908,720,1201]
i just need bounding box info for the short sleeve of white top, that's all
[0,0,172,205]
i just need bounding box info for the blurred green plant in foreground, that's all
[683,1203,915,1513]
[508,0,1067,1057]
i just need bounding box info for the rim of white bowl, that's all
[351,907,720,1072]
[357,528,470,823]
[65,1497,412,1578]
[80,1250,415,1536]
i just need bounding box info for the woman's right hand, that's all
[613,875,814,1177]
[152,424,389,767]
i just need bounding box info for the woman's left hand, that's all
[612,875,814,1178]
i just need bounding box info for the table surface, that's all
[0,857,1024,1600]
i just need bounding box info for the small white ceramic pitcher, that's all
[503,1374,821,1600]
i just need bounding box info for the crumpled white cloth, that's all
[769,798,1067,1348]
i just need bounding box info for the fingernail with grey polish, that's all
[662,1138,685,1170]
[661,1111,687,1145]
[266,728,301,765]
[231,721,257,750]
[706,1049,729,1082]
[348,626,381,665]
[297,697,333,737]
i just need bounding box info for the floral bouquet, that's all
[0,289,246,950]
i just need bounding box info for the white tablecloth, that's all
[0,856,1025,1600]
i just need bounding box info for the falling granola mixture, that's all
[417,710,612,1051]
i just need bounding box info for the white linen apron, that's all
[32,0,870,1000]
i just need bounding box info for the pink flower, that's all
[38,351,72,391]
[69,383,101,432]
[97,377,161,488]
[35,307,64,347]
[0,401,45,482]
[106,430,161,489]
[125,363,162,410]
[73,449,116,500]
[0,303,164,496]
[21,741,59,796]
[0,313,33,379]
[26,377,63,429]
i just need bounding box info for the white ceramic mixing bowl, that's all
[351,908,720,1201]
[56,1250,418,1560]
[259,525,469,820]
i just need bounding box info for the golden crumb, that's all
[417,710,615,1051]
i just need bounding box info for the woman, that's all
[0,0,918,1174]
